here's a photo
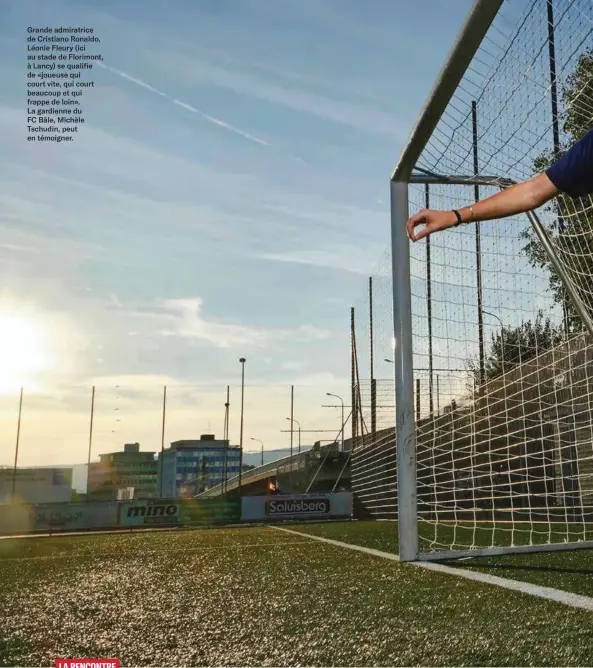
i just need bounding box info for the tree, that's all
[470,311,564,384]
[520,49,593,332]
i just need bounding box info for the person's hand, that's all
[406,209,458,242]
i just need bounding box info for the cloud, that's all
[97,63,270,147]
[260,246,382,276]
[89,373,182,389]
[148,53,404,139]
[155,297,332,348]
[158,297,269,348]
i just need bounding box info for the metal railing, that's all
[196,443,339,498]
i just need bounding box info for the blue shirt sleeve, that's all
[546,129,593,198]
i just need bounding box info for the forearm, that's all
[456,173,559,223]
[406,172,561,242]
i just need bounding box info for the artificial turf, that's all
[1,525,593,666]
[294,520,593,599]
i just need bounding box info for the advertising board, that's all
[118,499,181,527]
[34,502,118,532]
[267,497,331,516]
[118,498,241,528]
[179,498,241,527]
[241,492,352,521]
[0,502,118,535]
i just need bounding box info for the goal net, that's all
[389,0,593,560]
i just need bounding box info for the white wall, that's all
[0,468,73,504]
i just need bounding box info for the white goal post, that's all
[392,0,593,561]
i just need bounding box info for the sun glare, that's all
[0,309,54,394]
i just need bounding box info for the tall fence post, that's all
[290,385,294,475]
[351,307,357,450]
[369,277,377,436]
[239,358,246,492]
[11,387,24,503]
[546,0,569,335]
[159,385,167,498]
[223,385,230,493]
[86,386,95,501]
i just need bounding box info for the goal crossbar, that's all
[392,0,504,182]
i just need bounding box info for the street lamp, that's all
[482,310,505,376]
[251,437,264,466]
[286,417,301,453]
[326,393,344,449]
[482,310,504,329]
[238,357,246,491]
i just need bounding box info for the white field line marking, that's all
[0,523,252,541]
[270,526,593,613]
[0,540,314,562]
[271,525,402,562]
[0,526,182,540]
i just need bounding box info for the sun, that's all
[0,309,54,394]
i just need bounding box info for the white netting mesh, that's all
[352,0,593,556]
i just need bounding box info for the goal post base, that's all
[416,539,593,562]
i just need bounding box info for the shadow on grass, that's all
[444,561,593,576]
[0,635,33,667]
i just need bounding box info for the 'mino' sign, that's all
[266,497,330,516]
[119,500,180,527]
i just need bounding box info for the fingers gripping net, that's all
[404,0,593,558]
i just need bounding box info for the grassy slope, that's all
[0,526,592,666]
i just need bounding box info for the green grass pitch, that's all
[1,523,592,666]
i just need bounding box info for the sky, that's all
[0,0,476,468]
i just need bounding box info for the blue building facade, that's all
[157,435,241,498]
